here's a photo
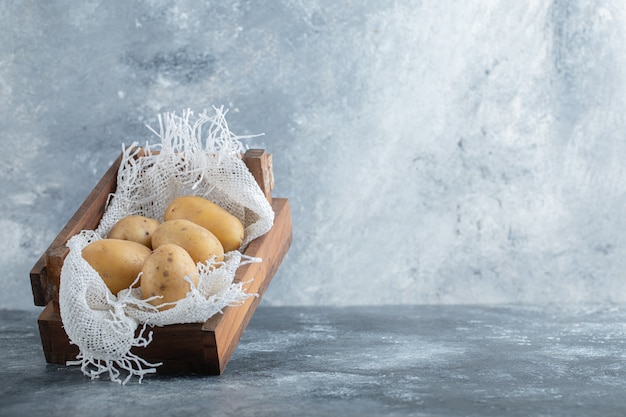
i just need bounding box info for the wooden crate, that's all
[30,149,292,375]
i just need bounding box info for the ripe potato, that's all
[151,219,224,265]
[82,239,151,295]
[107,215,161,249]
[140,243,199,310]
[164,195,244,252]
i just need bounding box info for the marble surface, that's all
[4,2,626,310]
[2,304,626,416]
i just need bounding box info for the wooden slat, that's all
[37,301,80,364]
[243,149,274,204]
[29,256,47,307]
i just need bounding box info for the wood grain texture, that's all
[243,149,274,204]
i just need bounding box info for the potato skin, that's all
[82,239,151,295]
[140,244,199,310]
[151,219,224,265]
[164,196,245,252]
[107,215,161,249]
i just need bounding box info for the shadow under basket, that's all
[30,148,292,375]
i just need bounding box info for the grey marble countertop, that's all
[2,304,626,416]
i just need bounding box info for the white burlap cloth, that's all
[59,107,274,383]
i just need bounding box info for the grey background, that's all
[2,1,626,310]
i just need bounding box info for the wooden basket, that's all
[29,148,292,375]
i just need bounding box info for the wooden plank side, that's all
[29,256,47,307]
[243,149,274,204]
[130,322,216,374]
[37,301,79,364]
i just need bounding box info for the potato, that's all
[82,239,151,295]
[140,243,199,310]
[107,215,161,249]
[151,219,224,265]
[164,195,244,252]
